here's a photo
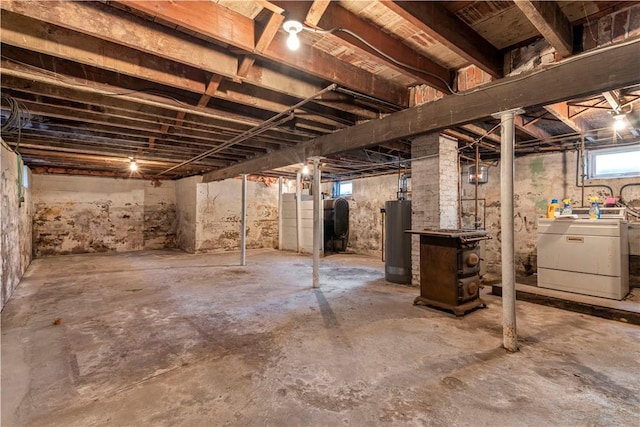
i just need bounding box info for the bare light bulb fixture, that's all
[283,20,303,51]
[129,159,138,172]
[302,164,310,175]
[612,113,628,131]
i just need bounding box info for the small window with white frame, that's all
[334,180,352,196]
[586,145,640,179]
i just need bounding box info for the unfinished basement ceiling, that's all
[1,1,639,180]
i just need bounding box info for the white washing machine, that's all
[537,217,629,300]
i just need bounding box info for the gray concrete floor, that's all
[2,249,639,426]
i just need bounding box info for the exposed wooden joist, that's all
[513,0,573,58]
[116,0,409,106]
[514,115,554,142]
[272,0,452,93]
[0,0,378,119]
[0,65,317,141]
[203,40,640,181]
[384,1,502,78]
[237,12,285,78]
[304,0,331,26]
[544,102,593,134]
[1,19,346,131]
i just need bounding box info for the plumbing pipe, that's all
[494,108,523,353]
[240,174,247,266]
[576,137,614,204]
[156,83,337,177]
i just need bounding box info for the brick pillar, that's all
[411,133,459,286]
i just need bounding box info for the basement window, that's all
[586,145,640,179]
[334,180,352,196]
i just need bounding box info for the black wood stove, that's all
[407,229,489,316]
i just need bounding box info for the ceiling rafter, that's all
[384,1,503,78]
[237,11,285,78]
[116,0,409,106]
[513,0,573,59]
[271,0,453,93]
[202,40,640,181]
[0,0,380,119]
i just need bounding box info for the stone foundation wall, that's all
[460,150,640,282]
[32,175,176,256]
[1,144,32,309]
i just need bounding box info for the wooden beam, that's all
[514,115,554,142]
[203,40,640,181]
[544,102,593,134]
[0,10,207,93]
[272,0,452,92]
[384,1,502,78]
[0,0,238,77]
[1,66,315,141]
[117,0,408,106]
[0,0,379,118]
[305,0,331,26]
[197,75,225,108]
[513,0,573,58]
[237,12,285,78]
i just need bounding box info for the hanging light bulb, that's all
[129,159,138,171]
[612,113,627,131]
[302,164,309,175]
[283,20,303,51]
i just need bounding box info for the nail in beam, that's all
[493,108,523,352]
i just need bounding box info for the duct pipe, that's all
[296,170,302,253]
[312,157,321,288]
[240,174,248,266]
[278,177,283,250]
[494,108,523,352]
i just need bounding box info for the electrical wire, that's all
[302,25,460,95]
[1,93,31,152]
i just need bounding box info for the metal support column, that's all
[311,157,321,288]
[295,170,302,253]
[240,173,248,266]
[493,108,523,352]
[278,176,283,250]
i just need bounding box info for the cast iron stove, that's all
[407,229,489,316]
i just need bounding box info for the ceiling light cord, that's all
[302,25,460,95]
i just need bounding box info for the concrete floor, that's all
[2,249,639,426]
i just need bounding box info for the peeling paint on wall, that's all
[322,174,398,256]
[1,144,32,309]
[32,175,176,256]
[461,150,640,281]
[195,178,279,252]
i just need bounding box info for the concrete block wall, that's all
[1,144,32,309]
[460,150,640,281]
[410,134,459,286]
[32,175,176,256]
